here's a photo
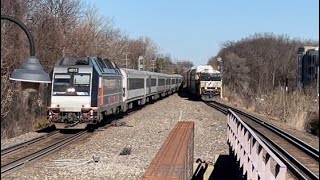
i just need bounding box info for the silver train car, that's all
[47,56,182,130]
[185,65,221,101]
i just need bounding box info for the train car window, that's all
[165,79,170,85]
[103,78,121,94]
[158,79,165,86]
[151,79,157,86]
[128,78,144,90]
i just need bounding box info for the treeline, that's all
[1,0,193,138]
[208,33,319,134]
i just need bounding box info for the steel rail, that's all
[206,101,319,179]
[1,131,87,176]
[1,131,59,156]
[214,101,319,160]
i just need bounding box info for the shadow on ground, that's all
[192,154,240,180]
[178,87,221,102]
[36,125,56,133]
[177,88,201,101]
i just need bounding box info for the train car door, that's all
[148,75,151,94]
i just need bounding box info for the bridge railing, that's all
[227,109,287,180]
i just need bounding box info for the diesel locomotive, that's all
[185,65,221,101]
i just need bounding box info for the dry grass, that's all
[223,86,319,135]
[32,116,51,131]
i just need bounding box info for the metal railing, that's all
[227,109,287,180]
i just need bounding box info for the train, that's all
[47,56,182,130]
[297,46,319,95]
[185,65,222,101]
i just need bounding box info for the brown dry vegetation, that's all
[1,0,193,139]
[209,33,319,136]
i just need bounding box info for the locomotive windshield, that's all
[53,74,90,96]
[200,73,221,81]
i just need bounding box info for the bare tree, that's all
[1,0,180,139]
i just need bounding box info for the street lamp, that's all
[1,15,51,91]
[217,57,223,99]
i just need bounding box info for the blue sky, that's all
[91,0,319,66]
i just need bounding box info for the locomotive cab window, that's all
[73,74,90,95]
[200,73,221,81]
[53,74,71,95]
[53,74,91,96]
[74,75,90,86]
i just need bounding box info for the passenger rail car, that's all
[47,56,182,130]
[185,65,221,101]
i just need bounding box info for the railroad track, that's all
[0,100,146,177]
[206,101,319,180]
[1,131,87,176]
[1,131,59,156]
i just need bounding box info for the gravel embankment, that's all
[2,94,228,180]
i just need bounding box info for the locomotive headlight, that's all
[67,87,75,93]
[84,104,90,108]
[51,104,57,108]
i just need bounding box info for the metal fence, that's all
[227,109,287,180]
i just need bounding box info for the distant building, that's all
[297,46,319,93]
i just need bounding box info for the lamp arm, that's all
[1,15,35,56]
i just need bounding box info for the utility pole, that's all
[138,56,144,71]
[160,61,163,73]
[124,53,129,69]
[151,59,155,72]
[317,66,319,99]
[217,57,223,99]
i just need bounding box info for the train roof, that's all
[121,68,182,78]
[53,56,122,75]
[121,68,147,76]
[53,57,183,78]
[298,46,319,54]
[55,56,92,66]
[189,65,220,73]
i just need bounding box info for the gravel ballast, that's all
[2,94,228,180]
